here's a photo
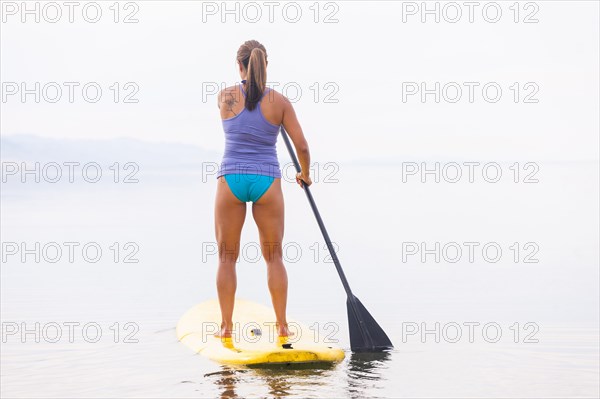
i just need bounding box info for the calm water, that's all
[1,161,598,398]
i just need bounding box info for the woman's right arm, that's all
[281,98,312,187]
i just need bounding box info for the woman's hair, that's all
[236,40,267,111]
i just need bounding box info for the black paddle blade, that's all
[347,295,393,352]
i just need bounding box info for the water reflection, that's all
[206,363,335,398]
[252,363,335,397]
[346,351,393,398]
[204,368,245,399]
[204,352,392,399]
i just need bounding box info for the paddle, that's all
[279,126,394,352]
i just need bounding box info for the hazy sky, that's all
[2,1,598,161]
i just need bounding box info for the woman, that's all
[214,40,312,338]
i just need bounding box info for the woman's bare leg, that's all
[251,178,292,336]
[214,176,247,337]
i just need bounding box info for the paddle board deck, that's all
[176,299,345,366]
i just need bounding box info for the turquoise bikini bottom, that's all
[223,174,275,203]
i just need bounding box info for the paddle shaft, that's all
[280,126,394,351]
[279,126,354,297]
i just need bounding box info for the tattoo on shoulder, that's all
[223,91,238,115]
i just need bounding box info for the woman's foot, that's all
[277,322,294,337]
[214,322,233,338]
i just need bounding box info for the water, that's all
[1,161,598,398]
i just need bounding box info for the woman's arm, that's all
[282,98,312,186]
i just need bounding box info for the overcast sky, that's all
[2,1,598,161]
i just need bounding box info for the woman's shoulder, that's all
[262,87,291,106]
[218,85,241,97]
[217,85,242,107]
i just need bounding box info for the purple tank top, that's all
[217,83,281,179]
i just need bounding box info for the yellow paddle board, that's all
[176,299,345,366]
